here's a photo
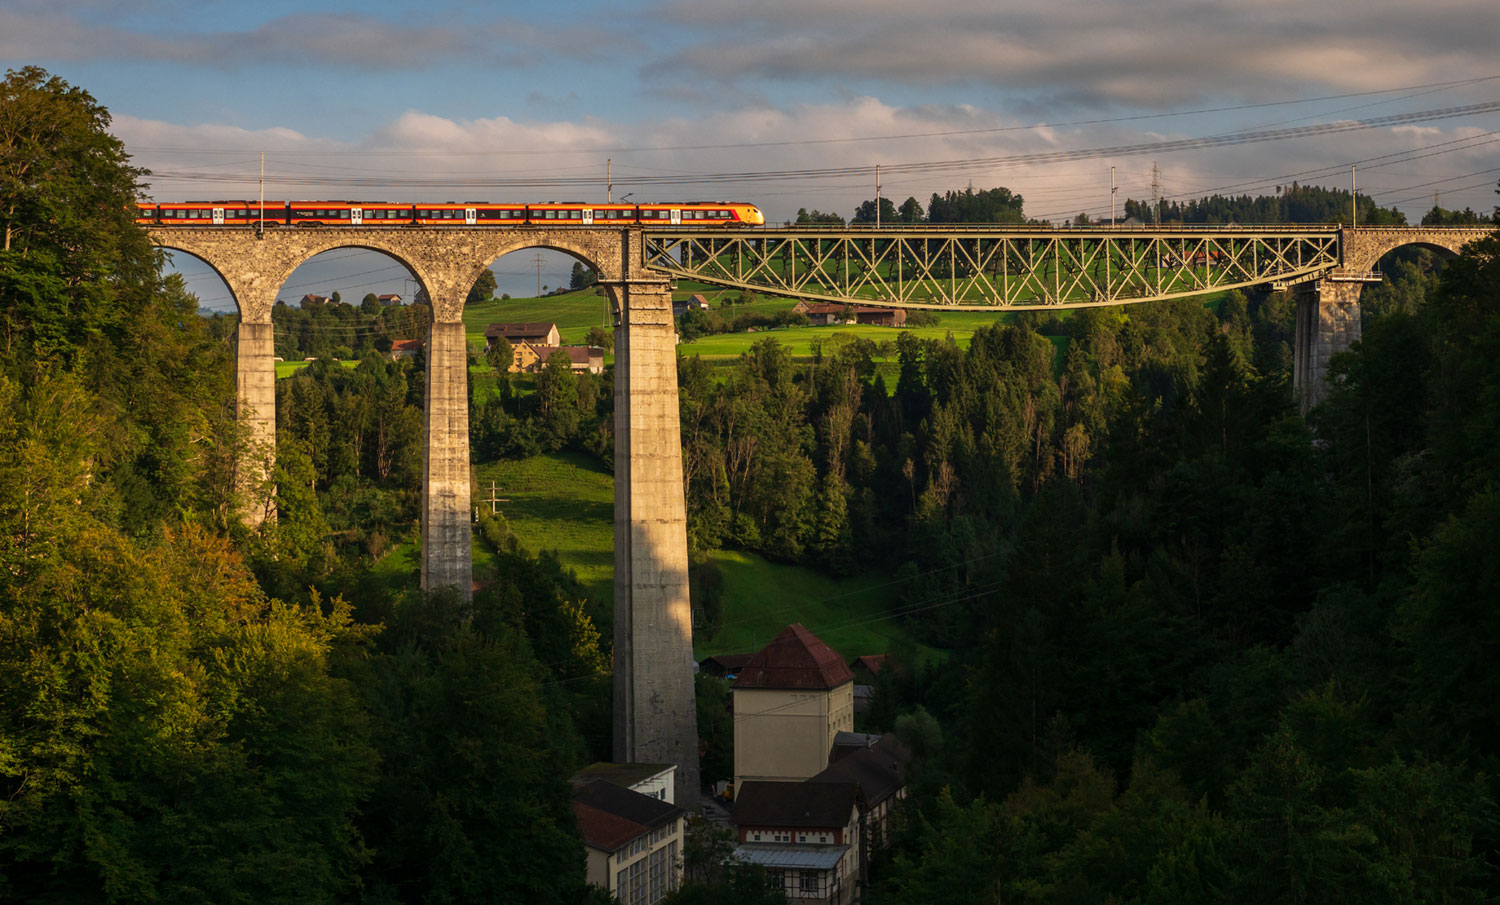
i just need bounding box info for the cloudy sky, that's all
[6,0,1498,309]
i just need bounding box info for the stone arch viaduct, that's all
[150,225,699,803]
[146,220,1492,806]
[1296,227,1491,407]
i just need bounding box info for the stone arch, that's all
[1342,227,1493,275]
[154,244,241,314]
[468,228,637,318]
[256,235,435,320]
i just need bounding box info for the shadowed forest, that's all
[3,66,1500,903]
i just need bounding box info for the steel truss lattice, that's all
[642,227,1342,309]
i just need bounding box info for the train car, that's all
[413,203,527,226]
[157,202,222,225]
[212,202,289,226]
[582,204,638,225]
[360,203,415,225]
[289,201,358,227]
[527,202,588,224]
[637,201,763,226]
[140,201,289,226]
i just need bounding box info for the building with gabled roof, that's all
[484,322,560,348]
[572,762,676,804]
[389,338,423,360]
[733,624,855,790]
[698,652,754,679]
[732,781,860,904]
[572,777,686,904]
[815,734,910,854]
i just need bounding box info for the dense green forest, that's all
[0,67,615,905]
[4,63,1500,903]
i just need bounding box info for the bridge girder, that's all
[643,227,1347,310]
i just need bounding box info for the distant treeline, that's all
[803,181,1492,228]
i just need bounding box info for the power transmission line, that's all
[146,100,1500,191]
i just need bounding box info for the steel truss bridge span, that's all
[643,226,1343,310]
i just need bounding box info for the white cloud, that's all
[117,98,1500,221]
[639,0,1500,107]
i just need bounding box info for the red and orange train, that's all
[136,200,766,227]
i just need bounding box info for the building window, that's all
[801,870,819,893]
[625,857,647,905]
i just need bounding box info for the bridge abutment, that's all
[611,284,700,808]
[421,318,474,599]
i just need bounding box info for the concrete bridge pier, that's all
[234,316,278,526]
[421,316,474,599]
[1294,278,1363,412]
[610,281,700,809]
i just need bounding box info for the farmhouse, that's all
[388,338,423,360]
[484,322,561,349]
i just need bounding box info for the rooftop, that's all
[484,322,557,338]
[732,780,858,829]
[572,779,685,853]
[814,734,909,807]
[700,652,754,671]
[572,762,674,791]
[734,843,849,871]
[732,623,853,691]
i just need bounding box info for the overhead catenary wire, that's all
[145,100,1500,192]
[131,76,1500,160]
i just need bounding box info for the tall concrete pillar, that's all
[1293,279,1363,412]
[612,285,700,809]
[235,317,277,526]
[421,318,474,598]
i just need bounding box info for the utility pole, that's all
[875,164,882,229]
[607,158,612,204]
[481,481,509,515]
[1151,162,1162,226]
[258,151,265,236]
[534,253,544,298]
[1110,165,1116,227]
[1351,164,1357,227]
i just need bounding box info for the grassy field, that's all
[275,359,361,378]
[472,451,617,602]
[462,290,612,346]
[677,324,968,360]
[460,451,938,663]
[697,549,941,664]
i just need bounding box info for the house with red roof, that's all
[388,338,423,360]
[572,773,686,904]
[732,623,855,791]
